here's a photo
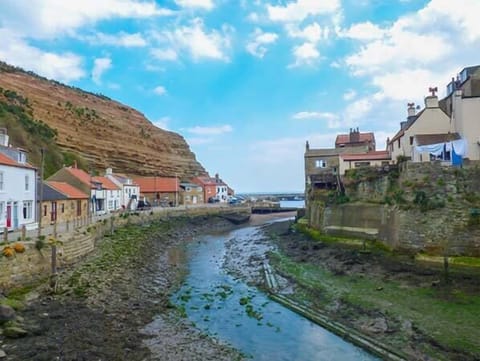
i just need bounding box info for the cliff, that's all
[0,61,207,178]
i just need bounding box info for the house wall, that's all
[105,189,122,212]
[216,185,228,202]
[203,185,216,202]
[122,184,139,209]
[180,186,204,205]
[0,164,36,231]
[392,107,451,161]
[40,199,88,225]
[339,158,391,175]
[452,94,480,160]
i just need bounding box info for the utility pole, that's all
[175,173,178,207]
[37,148,45,238]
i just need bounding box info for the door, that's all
[77,200,82,216]
[193,196,197,204]
[51,202,57,222]
[13,202,18,229]
[6,204,11,228]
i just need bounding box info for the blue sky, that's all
[1,0,479,192]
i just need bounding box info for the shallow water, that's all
[170,225,379,361]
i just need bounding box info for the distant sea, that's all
[279,200,305,209]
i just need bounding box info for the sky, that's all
[0,0,479,192]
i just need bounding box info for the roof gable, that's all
[47,181,89,199]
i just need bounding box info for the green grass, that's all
[269,251,480,360]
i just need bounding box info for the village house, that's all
[441,65,480,161]
[305,128,375,191]
[388,89,452,162]
[92,176,122,213]
[47,166,108,215]
[40,181,88,225]
[192,174,231,203]
[0,142,37,232]
[179,182,204,205]
[133,176,179,206]
[338,150,392,175]
[105,168,139,210]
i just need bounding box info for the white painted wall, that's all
[216,185,228,202]
[452,94,480,160]
[0,164,37,231]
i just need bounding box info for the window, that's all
[397,139,400,149]
[43,205,47,216]
[315,159,327,168]
[25,175,29,191]
[23,201,33,219]
[0,172,4,190]
[0,202,4,220]
[61,203,65,213]
[409,137,413,145]
[354,162,371,167]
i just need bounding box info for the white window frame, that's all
[315,159,327,168]
[0,172,4,191]
[23,200,33,220]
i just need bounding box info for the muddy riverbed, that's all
[1,215,245,361]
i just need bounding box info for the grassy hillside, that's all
[0,87,87,178]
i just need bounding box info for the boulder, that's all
[0,305,15,324]
[3,326,28,338]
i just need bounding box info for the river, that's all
[163,220,379,361]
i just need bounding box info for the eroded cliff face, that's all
[0,62,207,178]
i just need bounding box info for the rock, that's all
[0,349,6,358]
[0,305,16,324]
[3,326,28,338]
[363,317,388,334]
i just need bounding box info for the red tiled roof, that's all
[133,177,179,193]
[92,176,120,190]
[340,151,391,161]
[65,167,92,186]
[47,181,88,199]
[335,132,375,145]
[0,153,35,169]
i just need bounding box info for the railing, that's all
[2,202,236,243]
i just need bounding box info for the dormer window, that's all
[18,152,26,164]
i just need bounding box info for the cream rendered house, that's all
[442,65,480,161]
[389,94,452,161]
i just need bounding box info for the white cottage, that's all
[105,168,140,210]
[0,149,37,231]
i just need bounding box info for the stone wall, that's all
[309,162,480,256]
[0,206,251,289]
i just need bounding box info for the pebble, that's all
[0,349,6,358]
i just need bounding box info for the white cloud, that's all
[152,116,170,130]
[0,29,85,83]
[267,0,340,23]
[92,57,112,84]
[0,0,174,39]
[159,18,232,61]
[83,32,147,47]
[187,125,233,135]
[343,89,357,101]
[246,28,278,58]
[247,12,260,22]
[175,0,214,10]
[341,21,385,41]
[186,137,215,145]
[151,48,178,61]
[290,42,320,67]
[153,85,167,95]
[286,22,329,43]
[293,111,340,128]
[344,97,372,123]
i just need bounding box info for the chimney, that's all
[349,128,360,142]
[425,86,439,108]
[407,103,416,117]
[215,173,220,183]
